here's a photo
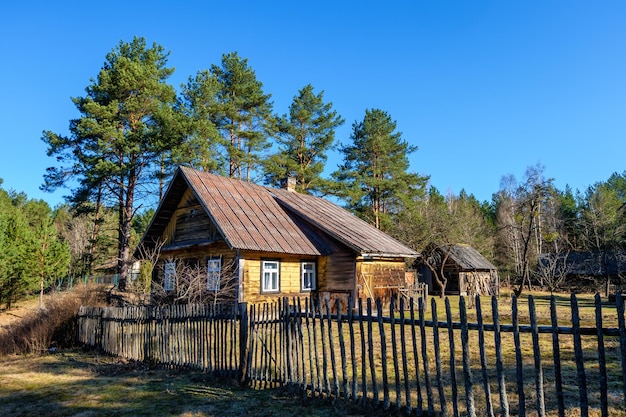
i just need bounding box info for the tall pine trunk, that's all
[117,168,135,291]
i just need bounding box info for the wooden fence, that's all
[77,294,626,416]
[78,303,244,378]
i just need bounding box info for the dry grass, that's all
[426,290,621,327]
[0,350,383,417]
[0,285,108,356]
[0,296,40,328]
[266,291,626,416]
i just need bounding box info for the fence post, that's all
[571,294,588,417]
[460,296,476,417]
[98,307,104,350]
[512,295,526,417]
[616,293,626,410]
[529,295,546,417]
[238,302,249,386]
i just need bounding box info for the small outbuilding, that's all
[538,251,626,293]
[415,243,499,296]
[135,166,418,308]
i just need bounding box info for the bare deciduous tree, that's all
[422,245,452,297]
[535,251,572,293]
[128,239,166,299]
[496,164,553,297]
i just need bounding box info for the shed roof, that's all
[437,243,496,271]
[139,167,418,258]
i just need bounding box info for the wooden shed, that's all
[136,166,418,308]
[415,243,498,296]
[538,251,626,293]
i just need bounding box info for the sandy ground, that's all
[0,296,42,330]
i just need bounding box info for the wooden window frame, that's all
[206,256,221,291]
[301,260,316,291]
[261,259,280,293]
[164,260,176,291]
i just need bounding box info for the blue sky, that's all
[1,1,625,207]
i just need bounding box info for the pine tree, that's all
[0,188,32,309]
[23,201,70,309]
[179,70,224,174]
[210,52,275,180]
[333,108,428,231]
[0,187,70,309]
[42,37,183,289]
[263,84,344,194]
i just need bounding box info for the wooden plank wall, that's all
[161,188,222,247]
[241,252,316,304]
[357,258,408,301]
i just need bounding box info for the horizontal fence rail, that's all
[77,294,626,416]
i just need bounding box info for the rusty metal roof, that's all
[271,188,418,257]
[182,167,333,255]
[139,166,418,258]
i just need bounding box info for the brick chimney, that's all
[281,177,296,192]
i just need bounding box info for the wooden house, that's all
[136,166,418,307]
[415,243,498,296]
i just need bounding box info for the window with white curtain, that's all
[164,261,176,291]
[301,261,316,291]
[207,257,221,291]
[261,260,280,292]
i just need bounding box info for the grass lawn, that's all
[0,349,385,417]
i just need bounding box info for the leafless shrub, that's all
[151,256,238,306]
[535,252,572,293]
[131,240,166,295]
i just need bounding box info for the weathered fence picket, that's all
[550,296,565,417]
[512,295,526,417]
[398,298,409,412]
[595,293,609,417]
[571,294,588,417]
[492,296,509,417]
[77,293,626,415]
[377,297,390,410]
[445,297,460,417]
[325,297,339,399]
[347,299,357,402]
[529,296,546,417]
[366,298,377,405]
[357,298,367,406]
[617,293,626,410]
[475,296,494,417]
[459,295,476,417]
[418,296,434,414]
